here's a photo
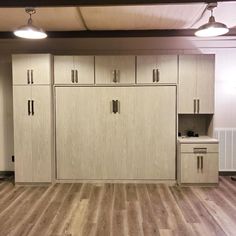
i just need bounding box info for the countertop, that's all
[178,136,219,144]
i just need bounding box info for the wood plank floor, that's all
[0,177,236,236]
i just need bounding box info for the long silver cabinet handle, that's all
[28,100,31,116]
[197,156,200,170]
[31,100,34,116]
[197,99,200,114]
[71,70,75,83]
[75,70,78,83]
[153,69,156,82]
[156,69,159,82]
[194,99,196,114]
[201,156,203,171]
[31,70,34,84]
[112,70,117,83]
[27,70,30,84]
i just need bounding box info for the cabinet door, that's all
[178,55,197,114]
[198,153,218,183]
[95,56,135,84]
[56,86,176,180]
[181,153,218,183]
[12,54,52,85]
[137,55,178,84]
[13,86,32,182]
[31,86,52,182]
[73,56,95,84]
[12,55,30,85]
[29,54,52,85]
[196,55,215,114]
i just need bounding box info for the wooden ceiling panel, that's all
[0,7,86,31]
[80,4,206,30]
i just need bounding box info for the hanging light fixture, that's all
[195,3,229,37]
[14,8,47,39]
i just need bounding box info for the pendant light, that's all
[195,3,229,37]
[14,8,47,39]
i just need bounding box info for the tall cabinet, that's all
[12,54,53,183]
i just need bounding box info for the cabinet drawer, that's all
[180,143,218,153]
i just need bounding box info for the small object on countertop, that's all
[178,132,181,137]
[194,133,199,137]
[187,130,195,137]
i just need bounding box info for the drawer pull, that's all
[194,148,207,154]
[27,70,30,84]
[71,70,75,83]
[201,156,203,171]
[156,69,159,82]
[197,156,200,170]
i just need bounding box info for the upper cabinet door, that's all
[179,55,197,114]
[137,55,178,84]
[54,56,94,85]
[12,54,52,85]
[196,55,215,114]
[95,56,135,84]
[178,54,215,114]
[73,56,95,84]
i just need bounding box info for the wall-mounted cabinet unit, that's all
[177,139,219,184]
[136,55,178,84]
[56,86,176,180]
[95,56,135,84]
[12,54,52,85]
[54,56,94,85]
[12,54,53,183]
[178,55,215,114]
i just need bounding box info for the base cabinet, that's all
[177,142,219,184]
[56,86,176,180]
[13,86,53,183]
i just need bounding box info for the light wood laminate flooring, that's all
[0,177,236,236]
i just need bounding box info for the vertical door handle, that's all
[27,70,30,84]
[197,156,200,170]
[156,69,159,82]
[71,70,75,83]
[28,100,31,115]
[112,100,119,114]
[31,100,34,116]
[152,69,156,82]
[112,70,117,83]
[116,70,120,83]
[31,70,34,84]
[197,99,200,114]
[194,99,196,114]
[75,70,78,83]
[201,156,203,171]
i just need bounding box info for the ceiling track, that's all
[0,0,235,8]
[0,28,236,38]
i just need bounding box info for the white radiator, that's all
[214,128,236,171]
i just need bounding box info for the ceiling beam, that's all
[1,28,236,38]
[0,0,235,8]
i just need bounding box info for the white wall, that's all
[0,37,235,171]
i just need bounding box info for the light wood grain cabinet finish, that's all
[56,86,176,180]
[13,86,53,183]
[12,54,52,85]
[54,56,94,84]
[178,142,219,184]
[95,56,135,84]
[178,55,215,114]
[137,55,178,84]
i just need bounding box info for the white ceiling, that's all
[0,3,235,31]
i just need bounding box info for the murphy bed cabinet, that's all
[56,86,176,180]
[54,56,94,84]
[177,139,219,185]
[136,55,178,84]
[12,54,53,183]
[95,56,135,84]
[178,55,215,114]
